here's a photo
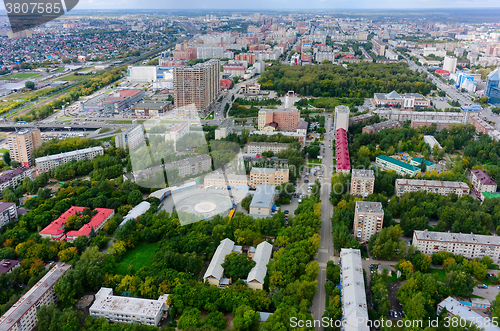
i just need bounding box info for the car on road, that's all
[284,210,289,215]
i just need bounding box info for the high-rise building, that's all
[334,105,350,132]
[371,39,386,57]
[485,68,500,104]
[353,201,384,242]
[443,55,458,74]
[257,109,300,132]
[8,129,42,167]
[351,169,375,198]
[173,59,220,114]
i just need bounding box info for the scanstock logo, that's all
[5,0,79,33]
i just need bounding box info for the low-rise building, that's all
[395,179,470,197]
[89,288,169,326]
[373,91,431,109]
[249,185,276,217]
[245,142,289,155]
[0,202,17,229]
[35,146,104,172]
[0,166,34,193]
[246,241,273,290]
[340,248,370,331]
[437,297,500,331]
[133,101,173,116]
[413,229,500,262]
[249,168,289,189]
[204,173,248,188]
[376,109,464,122]
[349,113,374,125]
[164,123,189,142]
[0,263,72,331]
[39,207,114,241]
[468,169,497,194]
[336,128,350,174]
[102,89,145,113]
[215,119,234,140]
[204,238,236,286]
[350,169,375,198]
[0,259,20,275]
[361,120,401,134]
[353,201,384,242]
[241,83,261,95]
[163,154,212,178]
[409,157,436,171]
[423,135,443,150]
[375,155,420,176]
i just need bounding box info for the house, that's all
[246,242,273,290]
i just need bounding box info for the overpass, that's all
[0,122,134,132]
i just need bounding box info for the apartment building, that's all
[468,169,497,194]
[385,49,398,60]
[223,64,246,77]
[340,248,370,331]
[250,184,276,216]
[89,288,169,326]
[353,201,384,242]
[0,259,20,275]
[115,125,146,151]
[215,119,234,140]
[35,146,104,172]
[0,202,17,229]
[413,230,500,262]
[204,173,248,188]
[336,128,350,174]
[249,168,289,189]
[375,109,464,122]
[0,166,33,193]
[245,142,289,155]
[395,179,470,197]
[350,169,375,198]
[8,129,42,166]
[0,263,72,331]
[334,105,350,132]
[361,120,401,134]
[375,155,420,176]
[371,40,386,57]
[39,207,114,241]
[173,59,220,113]
[164,122,189,142]
[163,154,212,178]
[349,113,374,125]
[257,109,300,132]
[410,119,463,130]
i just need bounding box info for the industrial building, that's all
[89,288,169,326]
[395,179,470,197]
[102,89,145,113]
[249,168,289,188]
[35,146,104,172]
[340,248,370,331]
[350,169,375,198]
[250,184,276,217]
[413,230,500,262]
[8,128,42,166]
[0,263,72,331]
[173,59,220,114]
[353,201,384,242]
[375,155,420,176]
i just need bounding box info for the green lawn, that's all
[429,268,446,282]
[6,72,42,79]
[114,243,159,275]
[60,73,95,81]
[0,148,8,154]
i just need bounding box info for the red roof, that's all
[39,207,114,240]
[335,128,350,170]
[220,79,231,89]
[436,69,449,74]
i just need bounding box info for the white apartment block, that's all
[384,49,398,60]
[196,46,225,59]
[395,179,470,197]
[350,169,375,198]
[164,123,189,142]
[315,52,336,63]
[204,173,249,188]
[249,168,289,189]
[413,230,500,263]
[353,201,384,242]
[0,263,72,331]
[340,248,370,331]
[115,125,146,151]
[35,146,104,172]
[164,154,212,178]
[215,119,234,140]
[89,288,169,326]
[0,202,17,229]
[245,142,289,154]
[334,105,350,132]
[0,166,33,193]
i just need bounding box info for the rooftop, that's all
[335,105,350,113]
[35,146,103,164]
[0,167,31,185]
[438,297,500,331]
[397,179,469,190]
[0,259,20,274]
[376,155,420,172]
[471,170,497,186]
[411,157,435,167]
[247,241,273,284]
[355,201,384,214]
[250,167,288,174]
[204,238,235,281]
[134,101,172,110]
[414,229,500,245]
[250,185,276,209]
[352,169,375,180]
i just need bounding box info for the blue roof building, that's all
[486,68,500,104]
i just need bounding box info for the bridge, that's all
[0,122,134,132]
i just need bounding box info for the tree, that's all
[127,190,143,206]
[58,247,78,262]
[233,305,260,331]
[25,81,35,90]
[492,291,500,319]
[72,235,88,253]
[396,260,414,279]
[204,311,227,330]
[221,252,256,280]
[443,270,475,297]
[3,152,11,166]
[178,308,203,329]
[241,196,252,213]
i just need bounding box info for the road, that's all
[311,114,334,328]
[211,77,259,120]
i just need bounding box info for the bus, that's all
[228,209,235,220]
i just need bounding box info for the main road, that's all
[311,114,335,329]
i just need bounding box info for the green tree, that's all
[3,152,11,166]
[233,305,260,331]
[221,252,256,280]
[25,81,35,90]
[127,190,143,206]
[178,308,203,329]
[204,311,227,330]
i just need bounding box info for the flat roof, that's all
[438,297,500,331]
[355,201,383,214]
[411,157,435,166]
[90,288,166,318]
[250,167,288,174]
[352,169,375,179]
[250,185,276,208]
[35,146,103,164]
[376,155,420,172]
[414,230,500,246]
[397,179,469,190]
[0,264,72,329]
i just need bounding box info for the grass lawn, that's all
[429,268,446,282]
[98,137,114,142]
[308,158,322,164]
[0,148,8,154]
[6,72,42,79]
[60,73,95,81]
[115,243,159,275]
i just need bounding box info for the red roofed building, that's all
[435,69,450,76]
[39,207,114,241]
[335,128,350,174]
[468,169,497,197]
[220,79,232,89]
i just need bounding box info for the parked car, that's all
[284,210,289,214]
